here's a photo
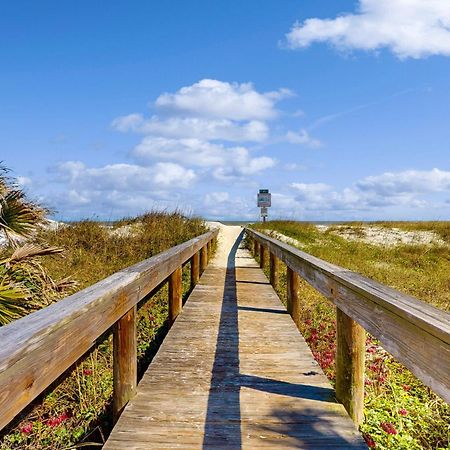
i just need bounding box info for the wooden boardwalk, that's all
[105,228,366,449]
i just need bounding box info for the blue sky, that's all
[2,0,450,221]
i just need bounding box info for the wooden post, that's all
[335,308,365,426]
[270,252,279,290]
[191,252,200,288]
[287,266,301,329]
[168,266,182,326]
[254,240,260,259]
[200,245,207,274]
[260,244,268,269]
[113,306,137,423]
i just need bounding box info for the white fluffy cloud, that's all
[132,136,276,179]
[356,168,450,194]
[112,79,319,149]
[155,79,292,120]
[55,161,196,191]
[290,168,450,212]
[112,114,268,142]
[285,0,450,59]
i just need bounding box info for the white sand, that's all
[206,221,242,268]
[317,225,446,247]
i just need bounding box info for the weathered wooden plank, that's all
[190,252,200,287]
[287,266,301,329]
[105,229,365,449]
[260,244,268,269]
[269,252,279,289]
[246,228,450,403]
[335,309,365,426]
[168,267,182,326]
[113,306,137,422]
[0,229,218,431]
[200,245,208,274]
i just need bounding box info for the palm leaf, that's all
[4,244,63,266]
[0,190,45,243]
[0,280,27,325]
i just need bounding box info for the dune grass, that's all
[0,212,209,450]
[250,220,449,450]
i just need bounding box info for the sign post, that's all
[257,189,271,222]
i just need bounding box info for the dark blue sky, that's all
[2,1,450,220]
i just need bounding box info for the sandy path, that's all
[206,222,243,268]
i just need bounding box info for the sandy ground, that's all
[206,221,242,268]
[262,225,446,249]
[264,230,307,249]
[317,224,446,247]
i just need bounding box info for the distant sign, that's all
[257,191,271,207]
[260,207,268,217]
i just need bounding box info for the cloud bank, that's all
[285,0,450,59]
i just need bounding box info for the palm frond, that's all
[0,280,27,325]
[0,190,46,243]
[4,244,63,266]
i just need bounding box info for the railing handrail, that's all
[0,228,218,431]
[245,227,450,407]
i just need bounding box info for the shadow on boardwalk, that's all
[202,230,364,449]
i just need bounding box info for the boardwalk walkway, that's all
[105,226,366,449]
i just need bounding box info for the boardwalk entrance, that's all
[105,226,365,449]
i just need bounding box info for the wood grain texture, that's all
[335,309,365,426]
[200,246,207,274]
[113,306,137,423]
[260,243,268,269]
[270,252,279,290]
[0,229,218,431]
[105,234,365,449]
[246,228,450,403]
[190,252,200,288]
[169,267,183,326]
[287,266,301,330]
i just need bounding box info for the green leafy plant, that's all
[0,166,73,325]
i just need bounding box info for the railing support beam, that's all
[169,266,183,326]
[287,266,301,329]
[260,244,268,269]
[113,305,137,423]
[335,308,365,426]
[270,253,279,290]
[254,240,260,259]
[190,252,200,288]
[200,246,207,274]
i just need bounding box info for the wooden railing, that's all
[245,228,450,425]
[0,229,218,431]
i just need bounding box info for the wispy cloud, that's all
[308,88,417,131]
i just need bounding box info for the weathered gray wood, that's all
[287,266,302,329]
[254,240,260,259]
[260,243,268,269]
[0,229,218,432]
[335,308,365,426]
[200,245,207,274]
[105,236,365,449]
[270,252,279,290]
[245,228,450,403]
[190,252,200,287]
[168,267,182,326]
[113,306,137,423]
